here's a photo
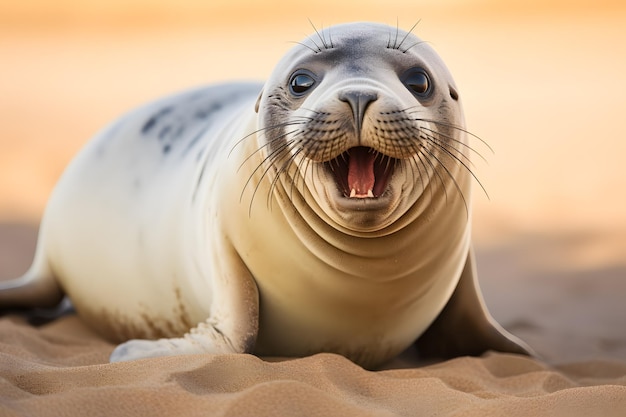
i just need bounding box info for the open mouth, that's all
[325,146,395,199]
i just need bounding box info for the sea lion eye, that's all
[402,69,431,97]
[289,72,316,95]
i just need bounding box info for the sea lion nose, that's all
[338,90,378,136]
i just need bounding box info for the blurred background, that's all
[0,0,625,362]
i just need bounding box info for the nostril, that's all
[338,91,378,107]
[338,90,378,133]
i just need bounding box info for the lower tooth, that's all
[348,189,375,198]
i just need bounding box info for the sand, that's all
[1,1,626,415]
[1,313,625,417]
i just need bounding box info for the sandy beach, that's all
[1,1,625,415]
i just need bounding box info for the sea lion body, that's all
[41,84,261,346]
[0,22,530,368]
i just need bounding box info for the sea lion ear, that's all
[255,88,264,113]
[449,85,459,101]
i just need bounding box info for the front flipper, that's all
[110,246,260,363]
[415,248,533,359]
[110,318,257,362]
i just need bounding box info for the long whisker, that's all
[294,150,314,205]
[241,134,299,207]
[327,24,334,48]
[400,143,419,189]
[287,142,313,205]
[421,131,476,168]
[396,20,421,52]
[249,137,302,215]
[415,141,450,205]
[308,18,331,50]
[238,127,296,176]
[288,40,321,54]
[419,140,470,217]
[401,40,428,54]
[422,133,489,200]
[229,119,308,158]
[406,144,428,196]
[267,147,304,210]
[419,126,489,164]
[414,152,429,197]
[404,111,494,153]
[236,122,309,172]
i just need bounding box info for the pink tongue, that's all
[348,148,376,198]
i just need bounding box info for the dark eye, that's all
[289,72,316,95]
[403,69,431,97]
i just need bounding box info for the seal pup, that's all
[0,22,530,368]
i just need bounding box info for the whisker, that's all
[267,147,304,210]
[241,135,299,208]
[236,126,306,173]
[422,134,490,200]
[305,36,323,53]
[326,131,344,163]
[419,146,450,210]
[229,120,307,158]
[298,107,326,115]
[393,18,400,48]
[419,141,470,217]
[413,142,442,204]
[297,152,315,205]
[421,131,476,168]
[288,141,314,204]
[238,127,298,177]
[403,111,494,154]
[328,24,335,48]
[249,139,301,215]
[407,145,428,196]
[420,126,488,164]
[401,40,428,54]
[396,19,421,52]
[308,18,331,50]
[288,40,321,54]
[401,143,419,188]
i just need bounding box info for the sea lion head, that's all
[254,22,469,234]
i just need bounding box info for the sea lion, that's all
[0,22,530,368]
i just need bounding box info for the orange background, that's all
[1,0,625,268]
